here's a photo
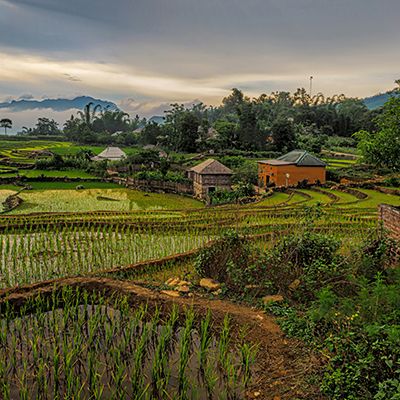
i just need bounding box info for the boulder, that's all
[199,278,221,291]
[288,279,301,291]
[177,280,191,286]
[177,285,190,293]
[160,290,180,298]
[165,277,180,287]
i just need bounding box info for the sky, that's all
[0,0,399,132]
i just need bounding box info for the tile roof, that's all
[189,159,233,175]
[259,150,326,167]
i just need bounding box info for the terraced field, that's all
[0,183,398,399]
[0,185,397,288]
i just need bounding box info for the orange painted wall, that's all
[258,163,326,187]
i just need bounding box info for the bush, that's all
[383,176,400,187]
[311,276,400,399]
[264,232,343,300]
[133,170,189,183]
[194,231,256,290]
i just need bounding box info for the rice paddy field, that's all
[0,176,399,398]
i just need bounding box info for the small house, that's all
[188,159,233,199]
[91,147,127,162]
[258,150,326,187]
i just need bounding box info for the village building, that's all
[91,146,127,162]
[258,150,326,187]
[188,159,233,199]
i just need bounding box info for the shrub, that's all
[264,232,343,300]
[194,231,256,290]
[355,236,398,281]
[383,176,400,187]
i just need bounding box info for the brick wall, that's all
[379,204,400,240]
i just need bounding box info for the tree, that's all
[355,96,400,170]
[92,110,130,133]
[32,117,60,135]
[237,102,265,150]
[163,104,200,152]
[177,112,200,152]
[139,122,162,145]
[77,102,102,127]
[271,118,297,152]
[214,120,239,149]
[222,88,245,116]
[0,118,12,134]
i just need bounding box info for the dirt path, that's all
[0,277,323,399]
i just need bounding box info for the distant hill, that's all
[0,96,118,112]
[148,115,165,125]
[363,90,400,110]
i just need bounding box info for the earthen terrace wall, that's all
[379,204,400,240]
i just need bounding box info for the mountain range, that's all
[363,90,400,110]
[0,96,118,112]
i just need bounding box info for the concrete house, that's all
[188,159,233,199]
[258,150,326,187]
[91,147,127,162]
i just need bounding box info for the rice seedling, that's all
[0,287,257,399]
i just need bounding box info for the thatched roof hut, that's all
[92,147,127,162]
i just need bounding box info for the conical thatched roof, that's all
[92,147,127,161]
[189,159,233,175]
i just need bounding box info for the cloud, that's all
[17,94,34,100]
[119,98,203,117]
[0,0,399,104]
[63,74,81,82]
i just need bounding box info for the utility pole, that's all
[309,76,313,97]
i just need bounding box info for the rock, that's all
[177,285,190,293]
[165,277,180,287]
[177,280,191,286]
[288,279,301,291]
[199,278,221,291]
[262,295,284,304]
[254,392,261,398]
[165,278,174,285]
[160,290,180,298]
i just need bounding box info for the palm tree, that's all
[77,102,102,127]
[0,118,12,134]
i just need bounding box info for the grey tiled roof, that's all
[259,150,326,167]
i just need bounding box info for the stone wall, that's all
[379,204,400,240]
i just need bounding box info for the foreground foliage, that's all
[197,212,400,399]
